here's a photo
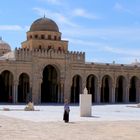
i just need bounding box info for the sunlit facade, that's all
[0,17,140,104]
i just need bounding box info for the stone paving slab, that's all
[0,104,140,122]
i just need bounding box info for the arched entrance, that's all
[0,70,13,103]
[101,75,111,103]
[86,75,97,103]
[129,76,137,102]
[18,73,30,103]
[115,76,125,103]
[71,75,82,103]
[41,65,59,103]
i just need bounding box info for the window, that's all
[30,35,32,39]
[58,47,61,51]
[48,35,51,40]
[35,35,38,39]
[48,45,52,49]
[54,36,57,40]
[39,45,42,49]
[41,35,45,39]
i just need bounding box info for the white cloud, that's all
[72,8,99,19]
[39,0,63,5]
[33,7,78,27]
[0,25,23,31]
[24,26,30,31]
[67,38,102,47]
[64,36,140,60]
[114,2,133,14]
[102,45,140,58]
[62,26,140,41]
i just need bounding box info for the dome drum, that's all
[27,31,61,41]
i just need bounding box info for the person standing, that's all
[63,100,70,123]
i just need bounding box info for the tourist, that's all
[63,100,70,123]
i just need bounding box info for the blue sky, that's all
[0,0,140,64]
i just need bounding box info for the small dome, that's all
[0,37,11,51]
[30,17,59,32]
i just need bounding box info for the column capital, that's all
[112,83,116,88]
[60,78,65,84]
[14,80,18,85]
[98,82,102,88]
[38,77,42,84]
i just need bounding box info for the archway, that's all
[0,70,13,103]
[115,76,125,103]
[101,75,111,103]
[129,76,137,102]
[71,75,82,103]
[86,75,97,103]
[18,73,30,103]
[41,65,58,103]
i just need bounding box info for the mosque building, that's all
[0,17,140,104]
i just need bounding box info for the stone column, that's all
[111,84,115,103]
[82,78,86,94]
[13,80,18,104]
[96,83,101,103]
[60,79,64,103]
[38,78,42,104]
[29,82,32,102]
[57,84,60,103]
[32,77,42,104]
[64,77,71,102]
[136,81,140,103]
[124,85,129,103]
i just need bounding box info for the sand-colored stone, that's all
[0,115,140,140]
[24,102,34,111]
[0,17,140,105]
[137,103,140,108]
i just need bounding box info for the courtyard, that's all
[0,104,140,122]
[0,104,140,140]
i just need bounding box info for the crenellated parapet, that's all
[15,48,85,63]
[15,48,32,61]
[68,51,85,63]
[15,48,67,61]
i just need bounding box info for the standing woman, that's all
[63,100,70,123]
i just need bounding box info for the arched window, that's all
[48,35,51,40]
[0,70,13,103]
[71,75,82,103]
[35,35,38,39]
[101,75,112,103]
[39,45,42,49]
[86,74,98,102]
[18,73,30,103]
[48,45,52,51]
[58,47,61,51]
[54,36,57,40]
[41,35,45,39]
[41,65,59,103]
[115,76,126,102]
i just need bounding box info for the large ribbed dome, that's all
[30,17,59,32]
[0,37,11,51]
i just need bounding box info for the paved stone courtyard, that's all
[0,104,140,122]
